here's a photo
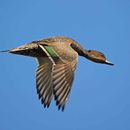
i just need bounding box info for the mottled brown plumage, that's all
[0,36,114,111]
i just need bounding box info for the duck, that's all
[1,36,114,111]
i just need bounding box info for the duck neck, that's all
[70,42,89,58]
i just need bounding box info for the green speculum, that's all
[43,46,59,60]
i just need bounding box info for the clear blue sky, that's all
[0,0,130,130]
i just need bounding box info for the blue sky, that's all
[0,0,130,130]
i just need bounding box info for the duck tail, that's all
[0,49,10,53]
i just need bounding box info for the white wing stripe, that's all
[39,45,56,65]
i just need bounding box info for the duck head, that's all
[86,50,114,65]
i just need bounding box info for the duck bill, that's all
[105,60,114,65]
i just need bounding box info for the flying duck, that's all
[1,36,114,111]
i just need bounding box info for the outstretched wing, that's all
[36,43,78,111]
[36,57,54,108]
[53,61,77,111]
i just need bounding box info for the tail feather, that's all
[0,50,10,53]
